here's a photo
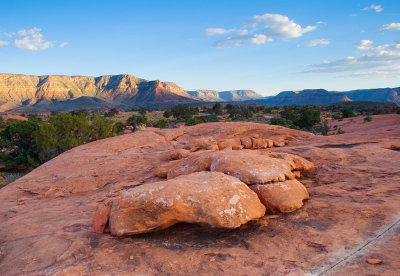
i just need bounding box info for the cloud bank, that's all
[305,40,400,78]
[206,13,317,48]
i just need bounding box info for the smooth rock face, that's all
[165,151,215,179]
[105,172,266,236]
[188,137,219,152]
[2,118,399,275]
[268,152,315,171]
[168,149,190,160]
[210,151,295,184]
[250,180,309,213]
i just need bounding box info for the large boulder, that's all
[162,150,296,183]
[210,151,295,184]
[249,180,309,213]
[96,172,266,236]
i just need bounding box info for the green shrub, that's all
[321,121,329,136]
[342,109,356,118]
[364,115,372,122]
[155,119,167,128]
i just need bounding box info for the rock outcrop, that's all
[96,143,313,237]
[1,118,400,275]
[95,172,266,236]
[249,180,309,213]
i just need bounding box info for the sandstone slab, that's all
[100,172,266,236]
[210,151,295,184]
[250,180,309,213]
[268,152,315,171]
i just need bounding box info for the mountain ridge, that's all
[0,73,399,111]
[250,88,400,106]
[0,73,198,111]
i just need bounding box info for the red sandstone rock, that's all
[250,180,309,213]
[162,150,299,184]
[251,138,268,149]
[268,152,314,171]
[232,145,244,150]
[93,201,112,233]
[189,137,219,152]
[166,151,215,179]
[168,149,190,160]
[107,172,266,236]
[217,138,242,150]
[273,141,285,147]
[293,170,301,178]
[367,258,382,265]
[240,137,252,149]
[210,151,295,184]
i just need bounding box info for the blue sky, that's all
[0,0,399,96]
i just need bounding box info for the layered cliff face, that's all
[343,87,400,104]
[254,88,400,106]
[262,89,352,106]
[187,89,262,102]
[0,74,197,111]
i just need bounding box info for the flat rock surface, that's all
[0,117,399,275]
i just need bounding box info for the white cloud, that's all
[306,39,330,47]
[0,41,9,46]
[205,28,235,36]
[355,40,373,51]
[305,40,400,79]
[212,33,273,48]
[14,28,54,51]
[205,28,249,36]
[382,23,400,30]
[252,14,316,39]
[207,13,316,48]
[59,42,68,48]
[250,34,270,44]
[16,27,41,37]
[362,4,383,13]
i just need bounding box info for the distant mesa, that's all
[251,88,400,106]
